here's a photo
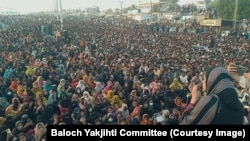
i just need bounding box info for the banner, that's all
[200,20,221,26]
[47,125,250,140]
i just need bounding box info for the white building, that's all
[194,0,207,9]
[85,6,99,15]
[136,0,160,13]
[0,7,21,15]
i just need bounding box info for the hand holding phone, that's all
[190,85,202,104]
[227,63,237,74]
[236,66,247,76]
[192,79,201,86]
[6,128,11,134]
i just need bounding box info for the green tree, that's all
[162,0,179,11]
[123,4,141,13]
[96,6,100,13]
[213,0,250,20]
[105,9,113,14]
[160,0,179,5]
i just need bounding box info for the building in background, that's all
[85,6,100,16]
[137,0,159,13]
[194,0,206,9]
[126,9,139,19]
[0,7,21,15]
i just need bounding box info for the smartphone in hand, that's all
[6,128,11,134]
[192,79,201,85]
[236,66,247,75]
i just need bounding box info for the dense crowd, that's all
[0,14,250,141]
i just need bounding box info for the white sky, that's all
[0,0,197,13]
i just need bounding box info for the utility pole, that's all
[55,0,59,21]
[59,0,63,30]
[233,0,239,29]
[150,0,153,14]
[119,1,123,14]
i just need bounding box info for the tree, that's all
[163,0,179,11]
[123,4,141,13]
[105,9,113,14]
[213,0,250,20]
[96,6,100,13]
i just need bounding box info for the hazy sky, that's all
[0,0,197,13]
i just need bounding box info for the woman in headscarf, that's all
[34,122,46,141]
[16,82,28,101]
[75,87,83,97]
[36,91,48,105]
[12,121,24,139]
[34,98,46,116]
[70,73,80,88]
[149,77,162,94]
[113,81,122,93]
[9,79,18,92]
[25,65,35,76]
[95,82,104,94]
[129,106,141,122]
[31,82,43,96]
[43,80,53,93]
[5,97,23,118]
[34,76,44,88]
[140,114,152,125]
[57,79,66,98]
[91,90,101,108]
[110,95,126,109]
[174,96,187,115]
[179,67,244,125]
[82,91,93,106]
[103,81,113,94]
[82,74,91,87]
[76,80,85,92]
[71,94,79,103]
[106,90,115,103]
[169,77,183,90]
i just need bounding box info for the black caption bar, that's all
[47,125,250,139]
